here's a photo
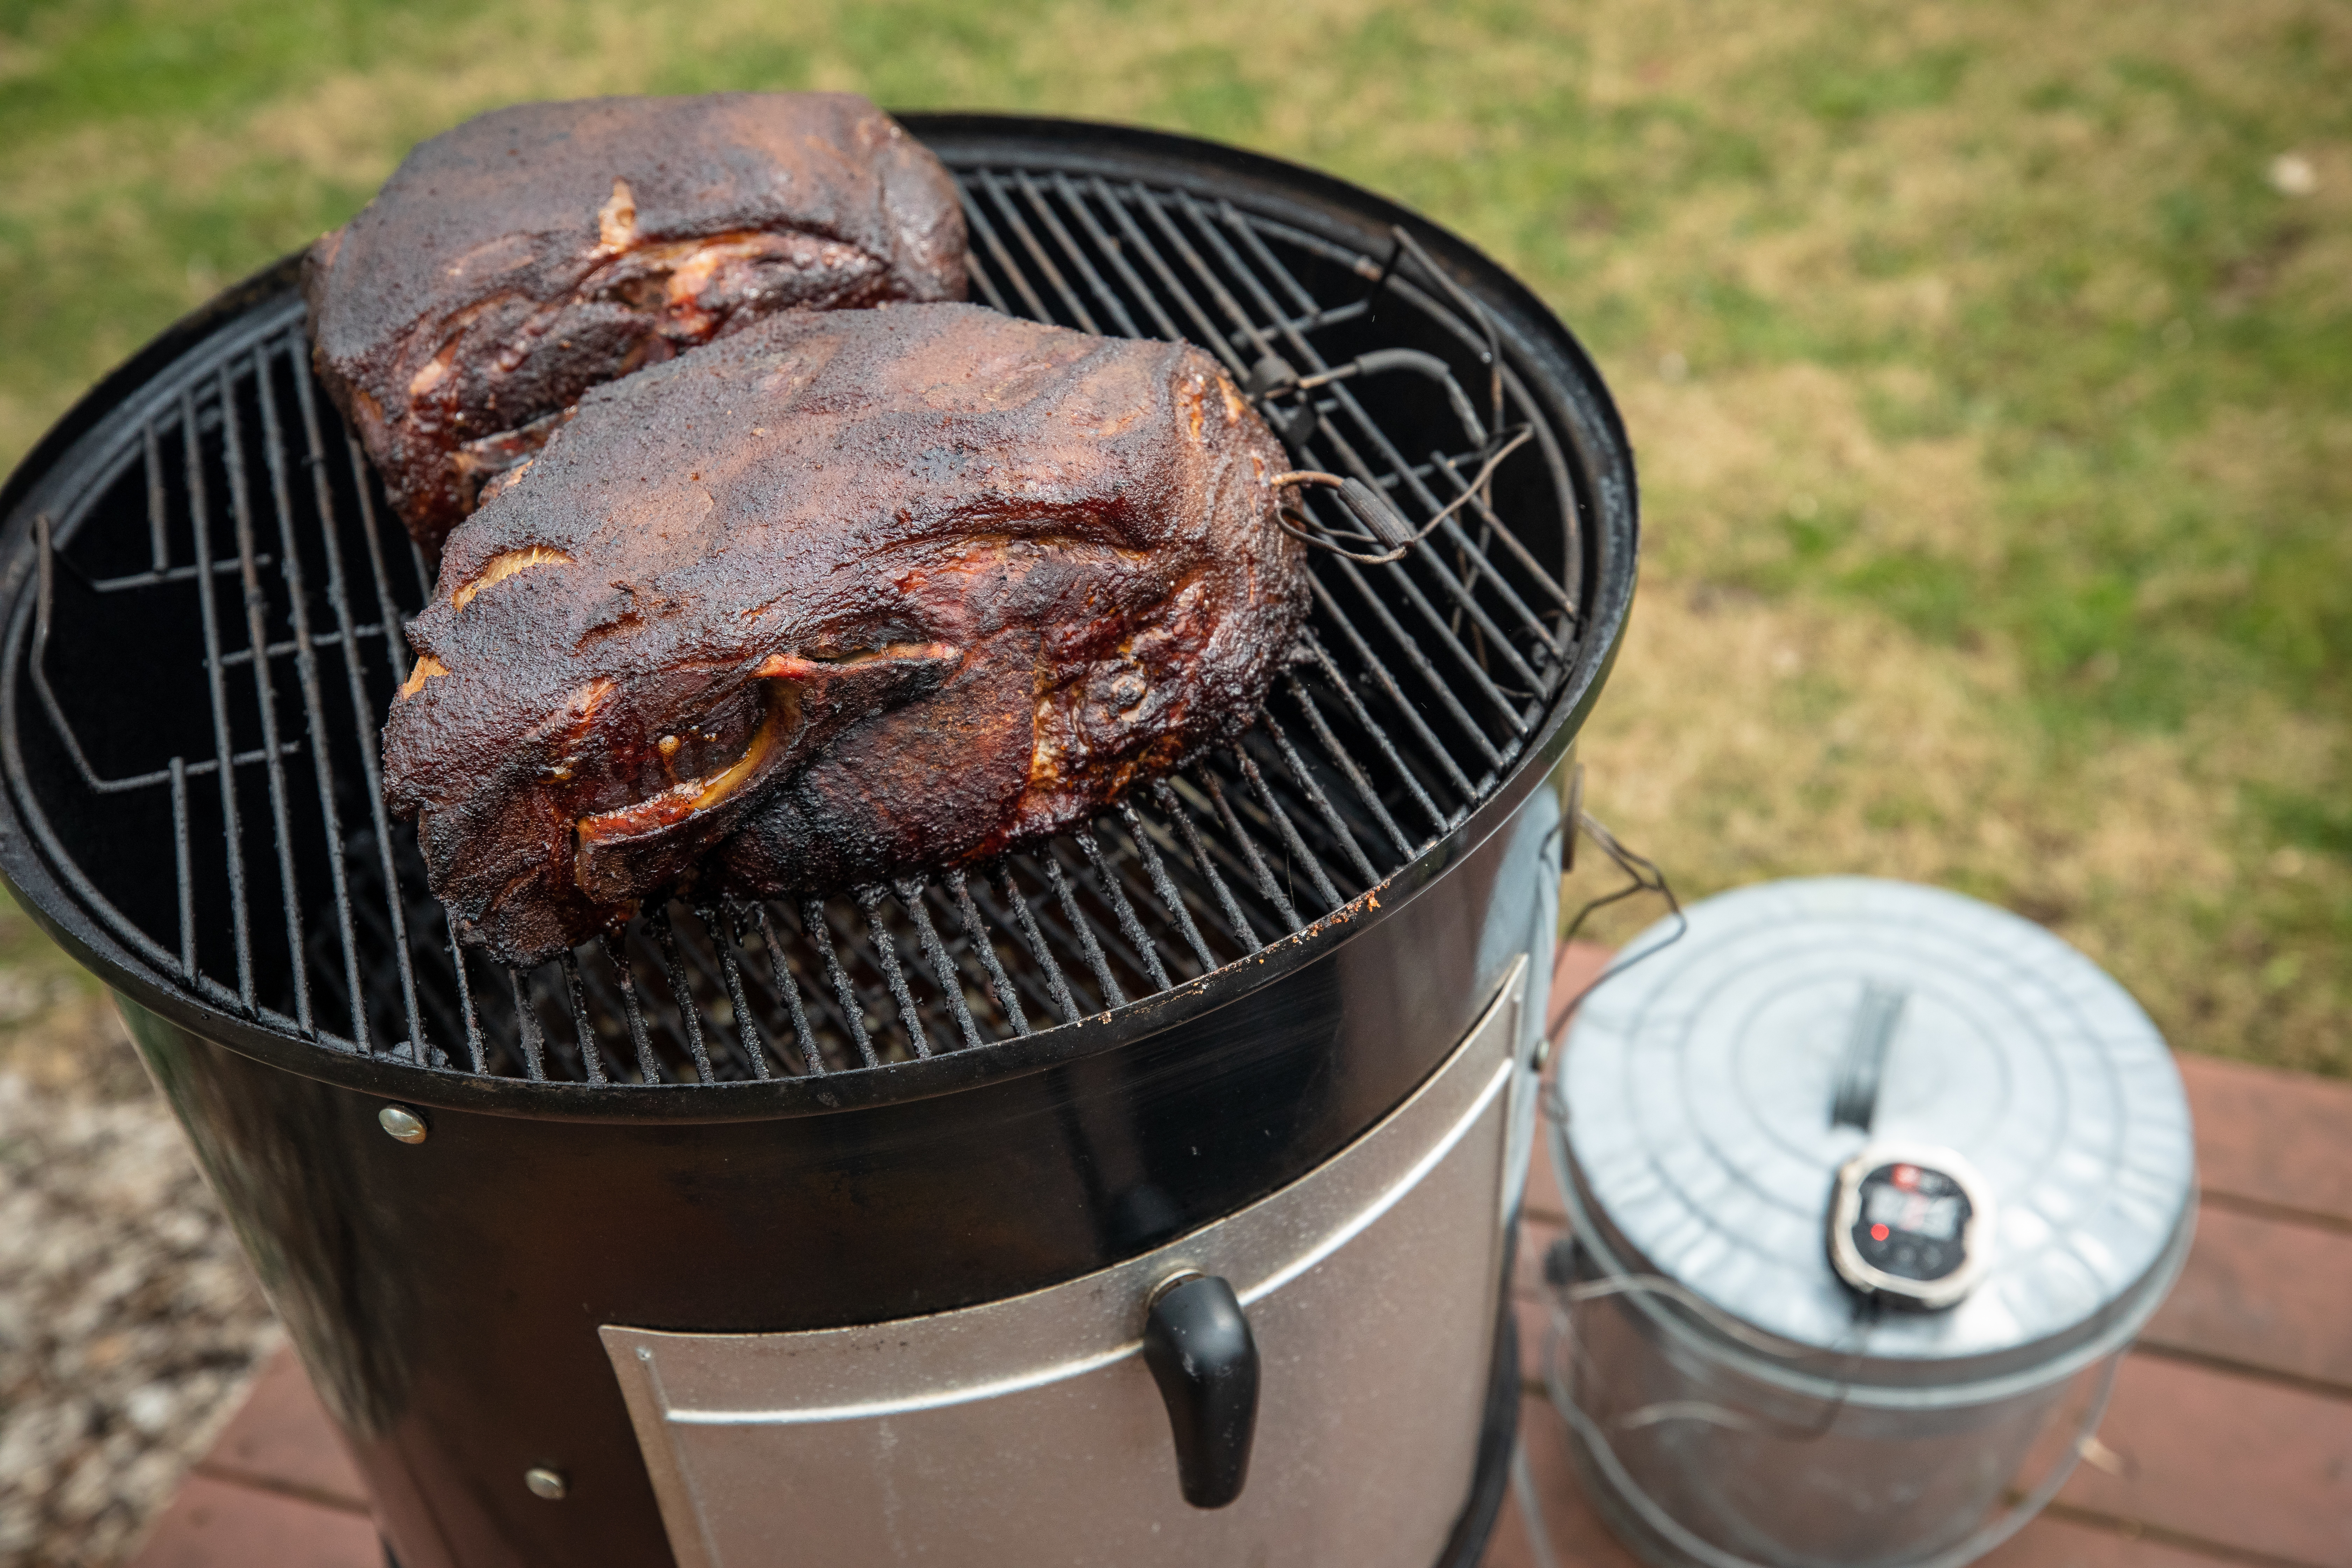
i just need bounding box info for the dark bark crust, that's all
[303,92,967,553]
[380,304,1308,966]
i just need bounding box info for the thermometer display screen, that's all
[1847,1161,1973,1284]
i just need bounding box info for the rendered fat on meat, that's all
[382,303,1309,967]
[303,92,967,553]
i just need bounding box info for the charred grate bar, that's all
[2,159,1584,1085]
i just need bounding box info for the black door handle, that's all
[1142,1273,1259,1509]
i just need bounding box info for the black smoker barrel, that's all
[0,118,1638,1567]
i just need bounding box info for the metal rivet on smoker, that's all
[377,1105,428,1144]
[525,1466,567,1501]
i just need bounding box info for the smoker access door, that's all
[602,956,1528,1568]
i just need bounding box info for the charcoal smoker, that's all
[0,119,1636,1567]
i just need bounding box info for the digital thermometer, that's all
[1828,1143,1993,1310]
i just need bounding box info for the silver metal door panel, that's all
[604,957,1528,1568]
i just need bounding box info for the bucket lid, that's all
[1562,877,2194,1373]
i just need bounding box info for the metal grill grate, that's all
[4,158,1587,1085]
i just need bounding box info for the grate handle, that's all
[1829,983,1909,1130]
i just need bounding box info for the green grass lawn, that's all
[1,0,2345,1069]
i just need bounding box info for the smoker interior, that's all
[0,118,1624,1106]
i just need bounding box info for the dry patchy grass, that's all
[0,0,2344,1069]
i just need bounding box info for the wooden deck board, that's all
[125,1473,378,1568]
[1973,1511,2236,1568]
[2176,1055,2352,1229]
[2141,1201,2352,1394]
[1483,1393,1645,1568]
[2054,1353,2352,1568]
[186,1345,371,1512]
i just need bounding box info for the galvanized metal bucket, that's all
[1544,877,2196,1568]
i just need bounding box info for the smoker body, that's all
[108,775,1563,1567]
[0,118,1637,1568]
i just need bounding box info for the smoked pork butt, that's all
[382,303,1309,967]
[304,92,966,553]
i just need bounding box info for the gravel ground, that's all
[0,958,280,1568]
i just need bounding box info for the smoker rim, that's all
[0,115,1637,1124]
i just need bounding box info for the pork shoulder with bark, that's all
[304,92,966,553]
[381,303,1308,967]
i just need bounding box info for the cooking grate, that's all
[4,146,1593,1086]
